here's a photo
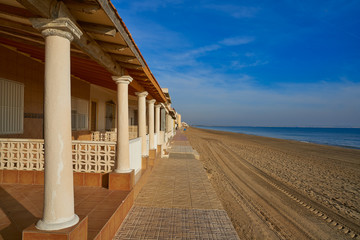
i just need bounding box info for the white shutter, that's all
[0,79,24,134]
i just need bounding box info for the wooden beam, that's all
[0,3,36,18]
[15,0,163,101]
[116,61,143,70]
[127,70,147,77]
[98,40,128,52]
[0,17,40,36]
[110,54,137,63]
[97,0,167,103]
[15,0,52,18]
[143,67,168,103]
[97,0,146,67]
[130,79,146,93]
[133,76,149,81]
[19,0,125,76]
[0,28,43,46]
[65,2,101,14]
[78,21,116,37]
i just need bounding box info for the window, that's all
[71,97,89,131]
[0,78,24,134]
[105,101,116,131]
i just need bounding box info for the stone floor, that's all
[0,183,128,239]
[114,131,239,240]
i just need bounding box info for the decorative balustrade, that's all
[91,126,140,141]
[1,138,117,173]
[0,139,44,171]
[72,140,115,173]
[91,131,116,142]
[0,138,145,174]
[129,125,138,140]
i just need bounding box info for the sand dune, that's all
[185,127,360,240]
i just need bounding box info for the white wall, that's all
[129,137,141,174]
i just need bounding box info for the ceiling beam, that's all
[78,21,116,37]
[14,0,159,100]
[0,18,40,36]
[0,28,43,46]
[98,40,128,52]
[18,0,125,76]
[15,0,52,18]
[0,3,36,18]
[116,61,143,70]
[97,0,167,102]
[110,54,137,63]
[130,79,146,93]
[65,2,101,14]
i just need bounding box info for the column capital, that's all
[155,104,162,108]
[135,91,148,98]
[31,17,82,42]
[147,99,156,104]
[112,75,133,84]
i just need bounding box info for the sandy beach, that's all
[185,127,360,239]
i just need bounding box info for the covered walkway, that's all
[114,131,239,239]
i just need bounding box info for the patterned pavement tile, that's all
[114,132,239,239]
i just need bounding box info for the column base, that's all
[35,214,79,231]
[157,145,161,154]
[141,156,149,170]
[108,170,135,191]
[23,215,87,240]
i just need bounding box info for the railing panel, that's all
[0,138,146,174]
[146,134,149,156]
[0,139,44,171]
[0,139,117,173]
[153,133,158,149]
[72,140,115,173]
[129,137,141,174]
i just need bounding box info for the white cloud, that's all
[161,69,360,127]
[220,36,255,46]
[230,60,269,69]
[205,4,259,18]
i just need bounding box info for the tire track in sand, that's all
[195,137,359,239]
[213,140,360,239]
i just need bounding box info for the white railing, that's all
[129,137,141,174]
[91,127,139,141]
[146,134,149,155]
[153,133,158,149]
[0,138,143,174]
[129,126,138,139]
[91,131,116,141]
[0,138,44,171]
[72,140,115,173]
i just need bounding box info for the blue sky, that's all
[113,0,360,127]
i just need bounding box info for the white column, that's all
[136,91,148,156]
[155,104,161,144]
[32,18,82,231]
[112,75,133,172]
[147,99,156,150]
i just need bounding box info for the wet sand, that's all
[185,127,360,239]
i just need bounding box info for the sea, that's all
[194,126,360,149]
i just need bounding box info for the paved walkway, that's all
[114,131,239,239]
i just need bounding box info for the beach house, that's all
[0,0,177,238]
